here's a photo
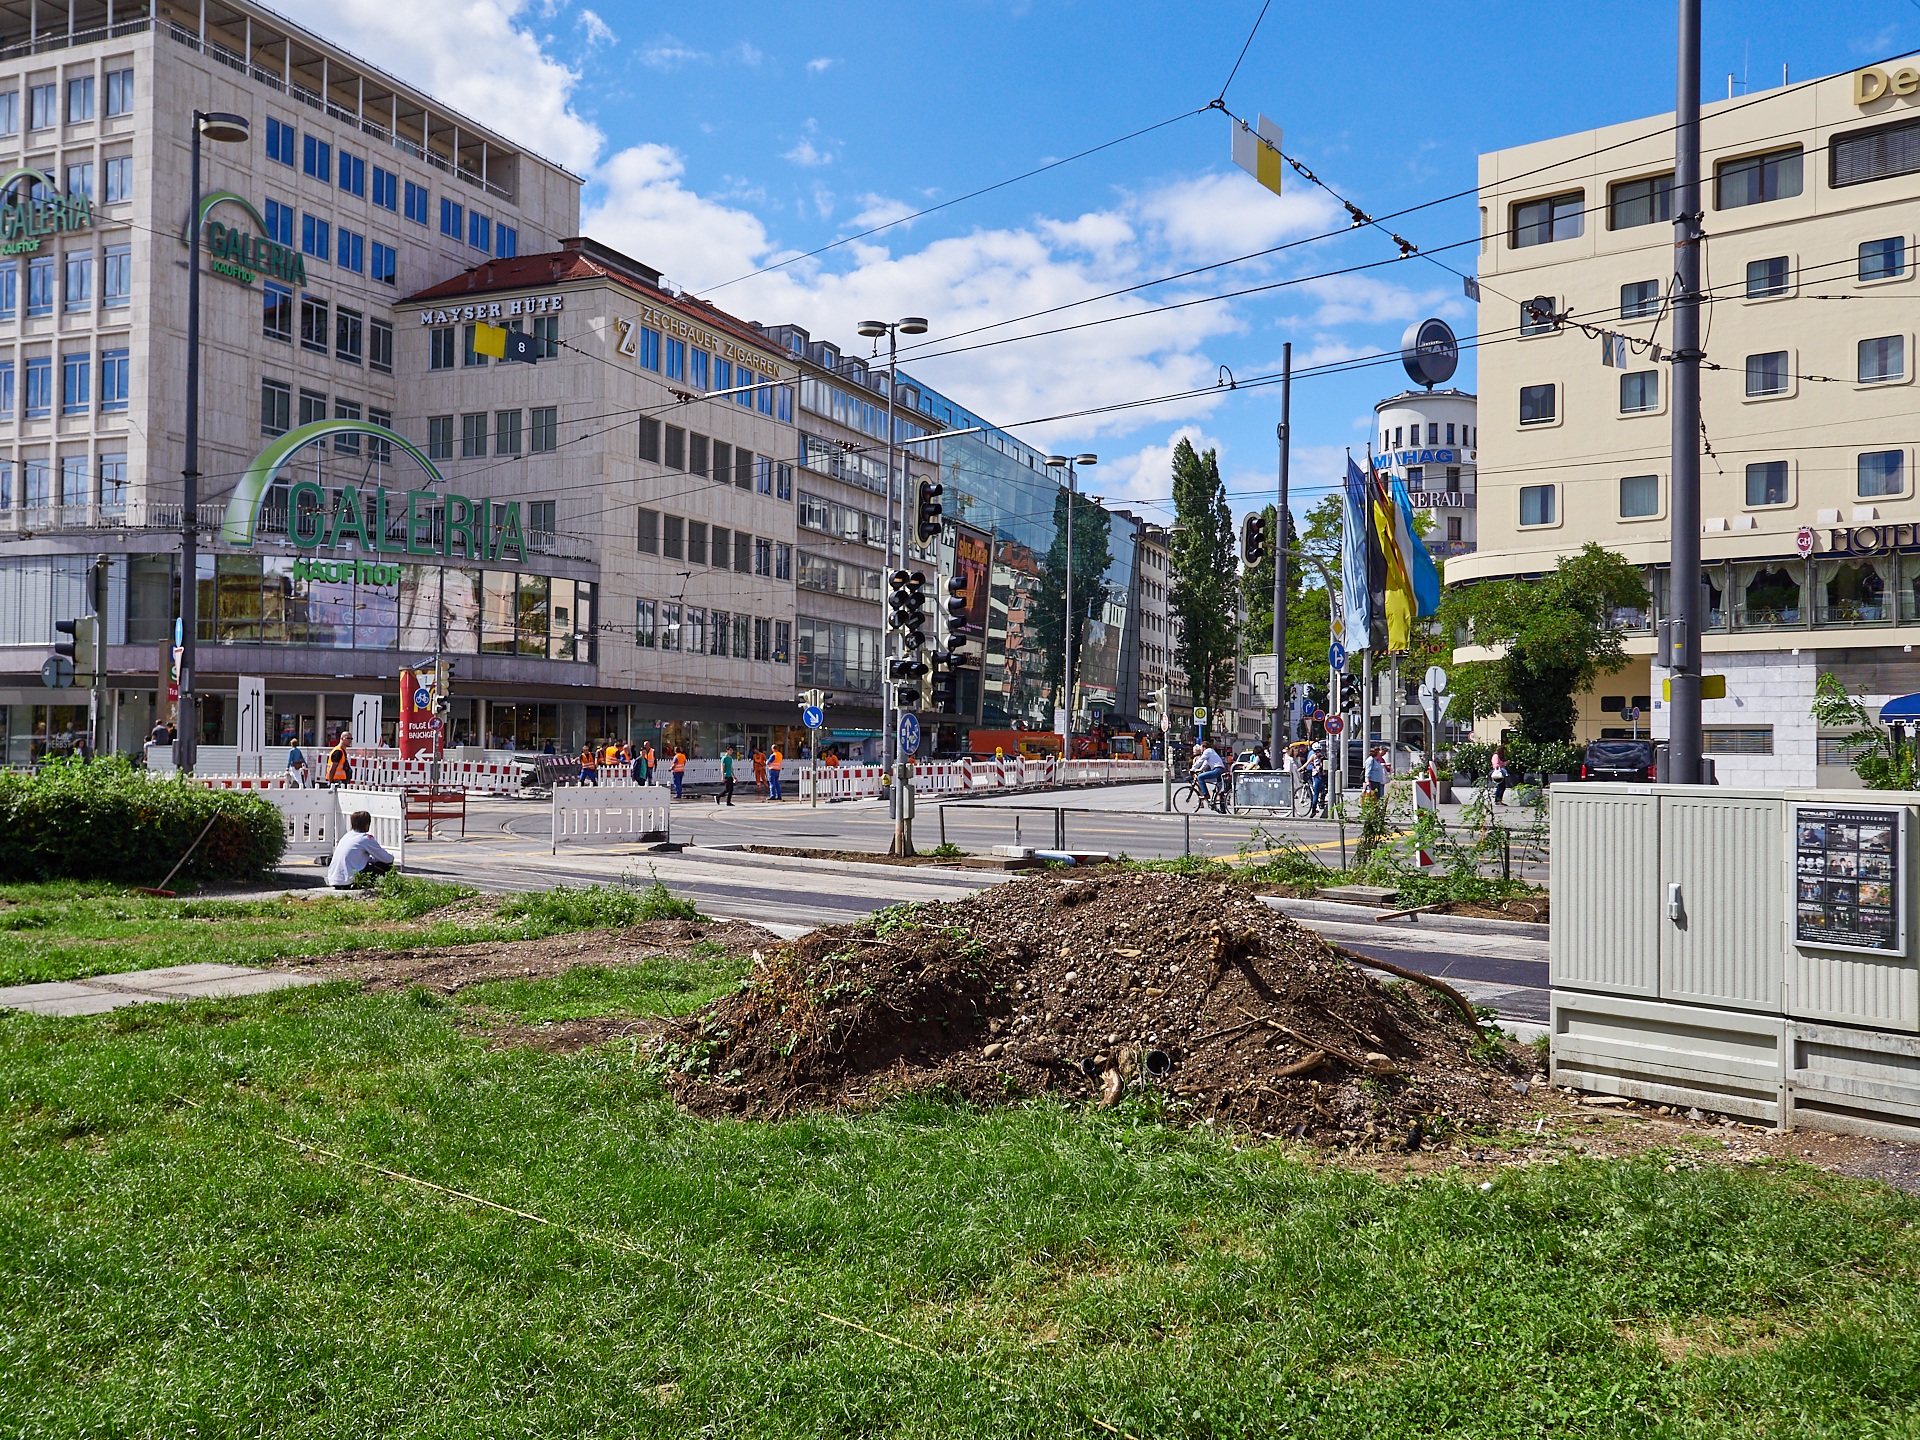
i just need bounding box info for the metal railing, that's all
[0,15,150,59]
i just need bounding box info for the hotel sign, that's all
[1405,490,1476,510]
[1,168,92,255]
[1828,524,1920,556]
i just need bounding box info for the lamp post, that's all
[856,315,928,853]
[1044,453,1097,756]
[177,110,250,772]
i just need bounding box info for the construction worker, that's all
[671,747,687,799]
[767,745,784,801]
[579,743,598,786]
[642,742,656,783]
[752,748,768,795]
[325,731,352,787]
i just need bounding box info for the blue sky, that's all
[290,0,1916,530]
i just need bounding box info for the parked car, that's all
[1579,739,1657,782]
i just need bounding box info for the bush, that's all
[0,757,286,884]
[497,879,702,932]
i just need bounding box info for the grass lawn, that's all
[3,886,1919,1438]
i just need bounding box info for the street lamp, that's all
[177,110,249,772]
[1045,453,1097,754]
[856,316,929,854]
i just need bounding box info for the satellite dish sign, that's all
[1400,317,1459,389]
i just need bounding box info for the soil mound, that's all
[662,873,1528,1148]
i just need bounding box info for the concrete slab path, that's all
[0,963,323,1017]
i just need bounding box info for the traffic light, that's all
[887,656,928,682]
[1242,511,1267,568]
[53,616,97,685]
[930,655,957,712]
[887,569,928,649]
[895,684,922,710]
[945,573,970,630]
[915,479,944,543]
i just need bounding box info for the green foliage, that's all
[926,842,965,859]
[497,879,703,932]
[1443,542,1649,747]
[1811,672,1918,789]
[373,873,476,919]
[1030,486,1115,712]
[1450,739,1493,783]
[1284,494,1344,688]
[1348,790,1549,906]
[1506,736,1584,781]
[1169,438,1240,717]
[1355,791,1391,864]
[0,757,285,884]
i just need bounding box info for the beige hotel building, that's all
[1460,55,1920,787]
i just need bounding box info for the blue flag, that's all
[1341,456,1373,651]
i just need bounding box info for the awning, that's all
[1880,693,1920,721]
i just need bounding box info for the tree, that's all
[1168,439,1239,718]
[1283,492,1344,689]
[1030,488,1114,719]
[1441,542,1649,747]
[1811,673,1917,789]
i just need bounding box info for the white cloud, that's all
[641,37,706,69]
[576,8,615,47]
[732,41,766,66]
[849,194,916,229]
[586,144,787,290]
[275,0,603,170]
[806,56,838,74]
[783,138,834,167]
[1134,172,1342,262]
[1097,427,1230,515]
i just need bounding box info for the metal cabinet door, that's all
[1660,795,1785,1012]
[1551,789,1660,996]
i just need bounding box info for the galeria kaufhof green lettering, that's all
[286,482,527,563]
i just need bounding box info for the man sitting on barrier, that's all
[327,810,395,890]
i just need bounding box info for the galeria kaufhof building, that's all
[0,0,1155,764]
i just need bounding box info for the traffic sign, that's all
[40,656,72,689]
[1193,706,1208,724]
[1623,706,1640,722]
[1424,665,1448,693]
[898,712,921,757]
[801,705,824,730]
[1324,714,1345,735]
[1329,640,1348,674]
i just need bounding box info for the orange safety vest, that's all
[672,751,686,772]
[580,747,596,769]
[326,743,350,783]
[769,749,782,770]
[604,744,620,766]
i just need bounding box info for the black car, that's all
[1580,739,1656,782]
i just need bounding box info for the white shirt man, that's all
[327,811,395,888]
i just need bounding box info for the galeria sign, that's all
[285,481,528,563]
[0,169,91,256]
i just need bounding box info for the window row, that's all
[435,196,517,257]
[797,489,889,549]
[0,247,132,319]
[638,420,794,498]
[797,430,894,496]
[258,380,392,447]
[0,451,128,512]
[6,157,136,205]
[0,349,128,419]
[1511,147,1809,249]
[793,615,881,695]
[797,549,881,602]
[0,69,133,134]
[634,601,791,663]
[423,407,558,459]
[1589,556,1920,634]
[260,287,393,372]
[1379,420,1472,450]
[260,200,398,284]
[625,325,794,418]
[635,506,792,577]
[427,319,558,369]
[1516,450,1920,533]
[796,374,930,445]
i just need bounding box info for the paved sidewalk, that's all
[0,963,324,1017]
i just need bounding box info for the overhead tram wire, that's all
[1215,0,1273,106]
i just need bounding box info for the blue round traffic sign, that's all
[801,705,824,729]
[898,712,921,757]
[1324,714,1345,735]
[1329,640,1349,674]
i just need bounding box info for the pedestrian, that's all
[643,742,656,784]
[630,744,646,783]
[578,743,598,786]
[752,748,768,795]
[1307,746,1327,817]
[1366,745,1387,801]
[671,747,687,799]
[285,742,309,788]
[1490,745,1511,805]
[768,745,784,801]
[326,810,395,889]
[720,747,736,805]
[325,731,352,788]
[616,741,631,777]
[824,748,840,768]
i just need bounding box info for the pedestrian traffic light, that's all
[1242,512,1267,568]
[916,479,945,543]
[888,569,928,649]
[53,616,97,685]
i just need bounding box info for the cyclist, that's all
[1192,740,1227,810]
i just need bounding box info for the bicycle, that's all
[1173,770,1229,814]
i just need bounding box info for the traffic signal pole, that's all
[1272,342,1290,747]
[1666,0,1705,784]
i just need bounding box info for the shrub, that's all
[497,879,702,932]
[0,758,286,884]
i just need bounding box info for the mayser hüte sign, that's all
[223,419,527,564]
[1,168,93,256]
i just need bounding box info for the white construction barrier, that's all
[261,787,406,870]
[552,785,674,852]
[334,788,408,869]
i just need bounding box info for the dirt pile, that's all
[662,873,1529,1148]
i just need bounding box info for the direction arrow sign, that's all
[898,712,921,757]
[1329,640,1348,674]
[801,705,824,730]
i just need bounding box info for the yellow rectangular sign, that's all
[1663,675,1726,700]
[1231,114,1284,197]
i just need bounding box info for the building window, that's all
[755,537,773,577]
[64,162,93,200]
[533,315,559,357]
[99,452,127,515]
[1519,484,1556,526]
[0,359,14,419]
[265,116,294,165]
[637,508,659,555]
[1510,190,1584,248]
[1704,727,1774,756]
[531,406,558,453]
[104,68,133,117]
[496,409,522,455]
[638,325,661,371]
[104,156,131,203]
[370,242,396,286]
[460,412,487,458]
[460,325,490,368]
[429,326,455,370]
[1519,296,1556,335]
[66,75,93,123]
[1747,256,1790,298]
[63,253,90,312]
[1519,383,1555,425]
[404,181,429,225]
[690,348,710,389]
[496,225,517,258]
[1861,236,1907,282]
[1620,370,1659,413]
[1619,280,1660,319]
[660,602,681,651]
[1833,115,1920,188]
[337,228,364,274]
[527,500,555,551]
[298,388,327,428]
[1747,460,1789,506]
[300,296,329,353]
[735,532,753,572]
[1446,516,1462,542]
[368,318,393,374]
[775,543,792,580]
[333,399,362,453]
[427,415,454,460]
[665,337,686,380]
[301,214,330,261]
[336,307,363,365]
[339,151,365,198]
[263,198,293,246]
[663,515,684,560]
[440,197,462,239]
[27,256,53,316]
[638,416,660,462]
[687,522,708,566]
[468,211,490,251]
[1745,350,1790,396]
[1619,474,1659,517]
[1859,450,1905,498]
[61,353,88,415]
[754,617,772,662]
[24,356,51,417]
[1860,335,1906,383]
[99,348,128,413]
[367,409,393,464]
[636,598,656,646]
[28,83,55,130]
[0,262,12,321]
[688,431,708,477]
[1608,173,1672,230]
[303,134,332,183]
[1716,146,1802,209]
[665,425,685,470]
[102,245,130,307]
[732,615,750,660]
[0,92,14,137]
[372,166,397,210]
[262,282,292,342]
[260,378,291,436]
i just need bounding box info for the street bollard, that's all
[1055,808,1064,850]
[1184,813,1191,858]
[939,804,947,848]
